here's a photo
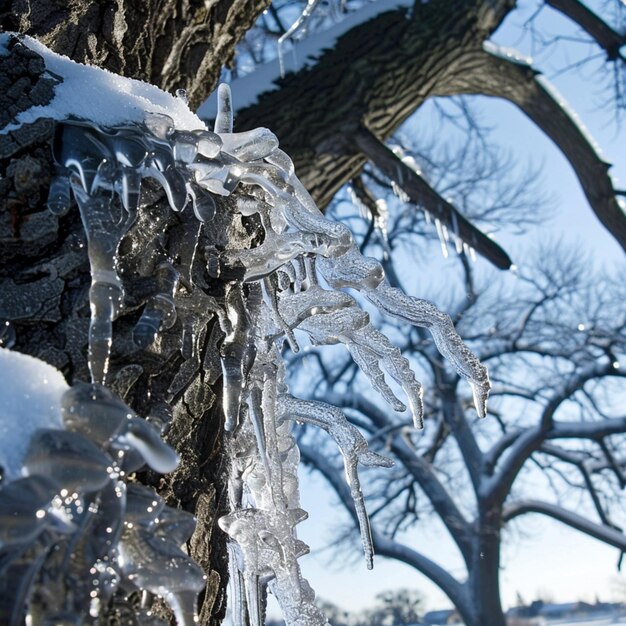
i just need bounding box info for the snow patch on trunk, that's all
[0,347,67,481]
[0,33,205,133]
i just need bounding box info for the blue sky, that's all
[263,0,626,617]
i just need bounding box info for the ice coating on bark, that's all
[0,351,200,625]
[133,261,180,348]
[35,69,490,625]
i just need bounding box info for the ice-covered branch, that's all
[298,442,472,618]
[502,499,626,551]
[451,46,626,251]
[353,126,513,269]
[326,392,475,563]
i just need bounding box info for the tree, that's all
[1,1,625,625]
[362,588,425,625]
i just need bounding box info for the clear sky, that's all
[264,0,626,618]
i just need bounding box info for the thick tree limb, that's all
[546,0,626,60]
[0,0,271,109]
[502,499,626,551]
[353,125,513,269]
[447,47,626,252]
[235,0,517,209]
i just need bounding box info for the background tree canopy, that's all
[0,1,625,626]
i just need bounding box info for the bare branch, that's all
[502,499,626,551]
[446,47,626,252]
[483,360,623,504]
[352,125,513,269]
[545,0,626,61]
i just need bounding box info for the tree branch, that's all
[483,361,622,504]
[502,499,626,551]
[448,47,626,252]
[353,126,513,269]
[545,0,626,61]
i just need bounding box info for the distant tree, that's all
[361,588,425,626]
[298,240,626,626]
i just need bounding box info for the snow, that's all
[197,0,413,118]
[483,40,533,66]
[0,33,205,134]
[0,347,67,481]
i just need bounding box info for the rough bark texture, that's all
[235,0,515,209]
[1,0,271,110]
[0,22,264,625]
[233,0,626,253]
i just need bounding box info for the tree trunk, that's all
[1,0,270,111]
[467,509,507,626]
[235,0,515,209]
[0,0,266,618]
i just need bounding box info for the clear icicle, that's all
[133,261,180,349]
[277,0,323,78]
[434,217,449,259]
[368,283,490,417]
[214,83,234,134]
[277,394,393,568]
[70,184,126,384]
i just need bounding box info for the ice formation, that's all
[2,36,490,625]
[0,350,203,626]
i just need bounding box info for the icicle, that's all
[221,284,253,431]
[297,306,424,427]
[277,0,324,78]
[434,217,449,259]
[263,274,299,352]
[70,184,126,384]
[214,83,234,134]
[133,261,180,349]
[117,527,205,626]
[368,283,490,417]
[47,174,72,215]
[277,395,393,568]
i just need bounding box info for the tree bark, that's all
[0,0,270,110]
[0,5,266,619]
[234,0,515,209]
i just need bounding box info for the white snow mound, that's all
[0,347,68,481]
[0,33,206,133]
